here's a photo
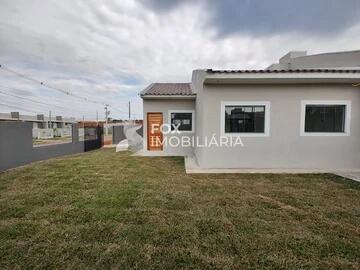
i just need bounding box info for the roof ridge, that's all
[140,82,194,97]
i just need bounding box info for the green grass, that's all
[0,149,360,269]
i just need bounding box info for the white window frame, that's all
[220,101,271,137]
[168,110,195,133]
[300,100,351,137]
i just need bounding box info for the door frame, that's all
[147,112,163,151]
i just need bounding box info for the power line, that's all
[0,84,87,107]
[0,102,40,114]
[0,64,105,106]
[0,89,128,118]
[0,64,135,118]
[0,89,65,110]
[0,94,137,119]
[0,87,100,115]
[0,100,100,121]
[108,104,128,115]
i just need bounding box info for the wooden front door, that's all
[147,113,163,151]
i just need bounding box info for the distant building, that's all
[266,50,360,70]
[0,112,76,139]
[0,112,75,129]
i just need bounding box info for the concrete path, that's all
[124,125,142,147]
[334,172,360,183]
[185,155,330,174]
[116,125,142,152]
[185,155,360,179]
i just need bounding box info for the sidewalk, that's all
[334,172,360,183]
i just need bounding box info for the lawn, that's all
[0,149,359,269]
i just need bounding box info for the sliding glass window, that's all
[225,105,265,133]
[304,105,346,133]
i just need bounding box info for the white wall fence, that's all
[33,127,72,139]
[54,127,72,137]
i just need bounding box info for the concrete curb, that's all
[185,155,360,175]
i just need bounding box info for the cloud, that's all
[210,0,360,36]
[0,0,359,120]
[143,0,360,36]
[139,0,192,11]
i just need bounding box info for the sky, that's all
[0,0,359,120]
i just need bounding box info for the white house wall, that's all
[195,83,360,170]
[143,99,196,156]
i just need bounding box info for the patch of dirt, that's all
[257,194,302,213]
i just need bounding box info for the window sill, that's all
[300,132,350,137]
[169,130,195,134]
[223,132,269,138]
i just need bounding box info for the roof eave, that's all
[141,94,196,100]
[139,83,155,96]
[204,72,360,85]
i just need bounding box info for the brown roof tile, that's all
[140,83,194,96]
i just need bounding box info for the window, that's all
[169,111,194,132]
[221,101,270,137]
[305,105,345,132]
[225,105,265,133]
[301,101,351,136]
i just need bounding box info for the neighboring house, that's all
[0,112,75,138]
[0,112,75,128]
[267,50,360,70]
[140,50,360,171]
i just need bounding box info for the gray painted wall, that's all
[112,126,126,145]
[192,70,207,162]
[143,99,195,156]
[0,122,101,171]
[195,83,360,170]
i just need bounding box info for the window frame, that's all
[168,110,195,133]
[221,101,271,137]
[300,100,351,137]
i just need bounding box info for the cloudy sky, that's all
[0,0,359,120]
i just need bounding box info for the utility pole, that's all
[96,110,98,123]
[48,110,52,129]
[128,101,131,123]
[104,104,110,135]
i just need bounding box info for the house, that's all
[140,50,360,172]
[0,112,75,129]
[0,112,75,139]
